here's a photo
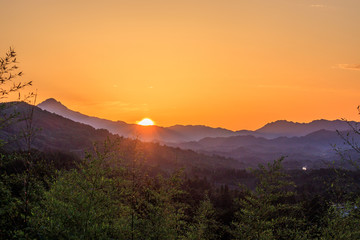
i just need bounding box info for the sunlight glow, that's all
[137,118,155,126]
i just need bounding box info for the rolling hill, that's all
[38,98,357,142]
[38,98,243,142]
[0,101,243,171]
[169,129,360,169]
[34,98,360,169]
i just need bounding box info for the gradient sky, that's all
[1,0,359,130]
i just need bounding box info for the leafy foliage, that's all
[0,48,33,136]
[184,195,220,240]
[32,151,131,239]
[1,48,360,240]
[232,157,305,240]
[320,199,360,239]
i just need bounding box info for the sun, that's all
[137,118,155,126]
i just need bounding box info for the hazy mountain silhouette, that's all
[167,125,239,140]
[38,98,129,131]
[1,101,111,154]
[38,98,246,142]
[35,98,360,169]
[1,101,242,170]
[38,98,356,143]
[38,98,186,142]
[256,119,354,138]
[170,129,359,169]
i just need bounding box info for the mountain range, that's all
[38,98,356,142]
[0,98,355,170]
[38,98,231,143]
[0,101,242,171]
[34,98,360,169]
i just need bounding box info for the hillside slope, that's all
[1,102,242,170]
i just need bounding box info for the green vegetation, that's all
[1,140,359,239]
[232,157,304,240]
[1,48,360,239]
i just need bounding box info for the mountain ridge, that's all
[4,99,357,170]
[169,128,358,169]
[37,98,242,142]
[38,98,357,142]
[256,119,355,138]
[1,101,242,170]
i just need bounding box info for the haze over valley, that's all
[32,98,360,169]
[1,1,360,238]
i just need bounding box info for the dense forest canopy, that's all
[1,49,360,239]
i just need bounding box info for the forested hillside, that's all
[1,103,360,239]
[0,101,242,172]
[1,49,360,239]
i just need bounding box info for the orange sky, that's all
[1,0,360,130]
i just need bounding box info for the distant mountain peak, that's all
[38,98,67,109]
[37,98,358,142]
[170,124,229,130]
[256,118,355,138]
[263,120,296,125]
[40,98,60,104]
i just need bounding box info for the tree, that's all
[320,199,360,239]
[232,157,305,240]
[0,48,41,239]
[184,194,220,240]
[31,137,190,239]
[31,141,132,239]
[131,172,188,240]
[333,108,360,170]
[0,47,33,134]
[319,108,360,238]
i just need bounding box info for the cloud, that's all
[337,64,360,71]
